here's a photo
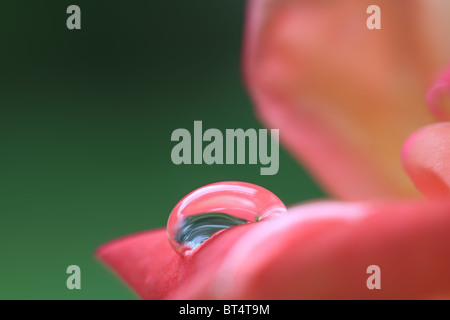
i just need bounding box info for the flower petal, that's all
[402,122,450,199]
[427,65,450,121]
[96,224,263,299]
[96,229,183,299]
[179,200,450,299]
[98,200,450,299]
[244,0,450,200]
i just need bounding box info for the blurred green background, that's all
[0,1,325,299]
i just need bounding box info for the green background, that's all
[0,1,324,299]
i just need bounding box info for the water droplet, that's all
[167,181,287,256]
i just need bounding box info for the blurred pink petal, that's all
[402,122,450,199]
[427,65,450,121]
[244,0,450,200]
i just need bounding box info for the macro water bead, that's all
[167,181,287,256]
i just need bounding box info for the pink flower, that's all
[97,0,450,299]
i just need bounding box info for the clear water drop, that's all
[167,181,287,256]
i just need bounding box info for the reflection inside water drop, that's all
[173,213,248,252]
[167,181,287,256]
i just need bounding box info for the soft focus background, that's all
[0,1,324,299]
